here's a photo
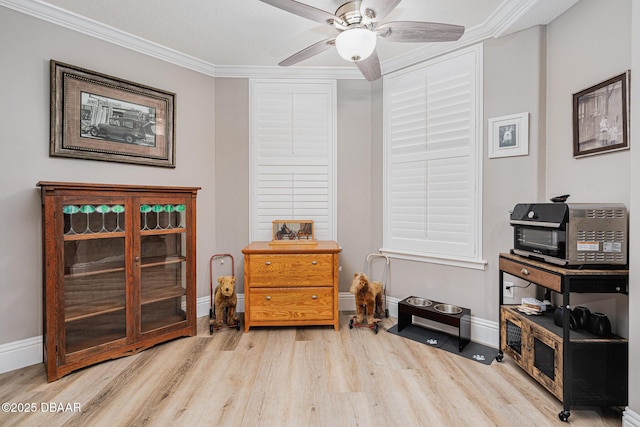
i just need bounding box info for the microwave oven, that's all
[510,203,628,266]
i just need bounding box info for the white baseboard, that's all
[624,407,640,427]
[0,336,42,375]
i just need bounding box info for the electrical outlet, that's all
[503,281,514,299]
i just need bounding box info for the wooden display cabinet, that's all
[497,253,628,422]
[38,182,199,382]
[242,241,341,332]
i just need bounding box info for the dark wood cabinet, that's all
[498,253,628,422]
[38,182,199,382]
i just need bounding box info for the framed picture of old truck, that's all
[50,60,176,167]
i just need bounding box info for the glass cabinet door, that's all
[138,199,189,334]
[61,200,128,355]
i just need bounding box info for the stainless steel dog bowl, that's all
[406,297,432,307]
[434,303,463,315]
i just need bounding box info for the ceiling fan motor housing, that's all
[334,1,374,31]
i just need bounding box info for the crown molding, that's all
[2,0,538,80]
[0,0,220,76]
[381,0,538,75]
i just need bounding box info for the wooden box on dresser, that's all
[242,241,341,332]
[38,182,199,382]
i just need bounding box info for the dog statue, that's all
[214,276,238,327]
[350,272,384,325]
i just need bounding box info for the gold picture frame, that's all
[50,60,176,167]
[271,220,315,244]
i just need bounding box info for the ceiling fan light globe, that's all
[335,28,376,62]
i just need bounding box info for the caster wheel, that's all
[349,318,354,329]
[385,309,389,318]
[495,352,504,362]
[209,324,214,335]
[374,323,379,334]
[558,410,570,422]
[236,321,241,331]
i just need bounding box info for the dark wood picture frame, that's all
[573,71,630,158]
[50,60,176,167]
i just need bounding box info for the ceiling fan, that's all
[258,0,465,81]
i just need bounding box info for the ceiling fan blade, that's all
[258,0,343,26]
[377,21,465,42]
[279,38,336,66]
[357,50,382,81]
[360,0,402,23]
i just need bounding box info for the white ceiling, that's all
[8,0,579,73]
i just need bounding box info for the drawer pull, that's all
[265,295,271,300]
[265,261,271,265]
[520,268,529,276]
[311,295,318,299]
[311,260,317,265]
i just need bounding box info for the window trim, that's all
[380,45,485,270]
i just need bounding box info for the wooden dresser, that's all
[242,241,341,332]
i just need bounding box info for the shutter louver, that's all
[251,81,336,242]
[385,48,480,261]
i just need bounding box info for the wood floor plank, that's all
[0,313,624,427]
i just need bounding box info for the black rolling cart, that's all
[496,253,628,422]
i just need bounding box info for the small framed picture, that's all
[573,71,630,158]
[271,220,315,244]
[488,113,529,159]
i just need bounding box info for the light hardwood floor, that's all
[0,313,623,427]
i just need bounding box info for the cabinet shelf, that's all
[64,254,186,278]
[64,231,126,241]
[141,255,185,269]
[501,305,628,343]
[66,333,127,356]
[141,286,186,305]
[65,286,186,322]
[141,313,187,334]
[65,299,126,322]
[63,227,187,242]
[140,227,187,236]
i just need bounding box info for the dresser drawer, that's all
[500,257,561,293]
[249,287,334,322]
[248,254,333,287]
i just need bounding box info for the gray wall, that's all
[213,78,249,279]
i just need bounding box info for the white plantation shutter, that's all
[383,46,483,267]
[250,80,336,241]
